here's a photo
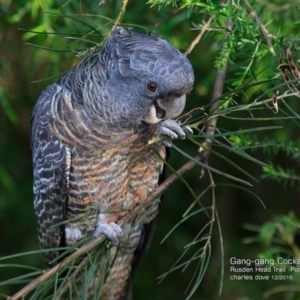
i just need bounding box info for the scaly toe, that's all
[93,222,123,246]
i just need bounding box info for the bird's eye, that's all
[146,83,157,93]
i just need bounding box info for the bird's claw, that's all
[183,125,193,135]
[157,120,193,147]
[93,222,123,246]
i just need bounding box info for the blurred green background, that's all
[1,0,300,299]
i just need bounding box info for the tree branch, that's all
[114,0,128,26]
[184,17,213,57]
[155,8,182,28]
[198,19,233,173]
[241,0,275,55]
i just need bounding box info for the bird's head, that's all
[82,26,194,127]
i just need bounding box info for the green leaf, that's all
[259,222,276,247]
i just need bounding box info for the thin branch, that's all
[241,0,275,55]
[184,17,213,57]
[155,8,182,28]
[114,0,128,26]
[7,237,105,300]
[55,256,89,300]
[198,19,233,172]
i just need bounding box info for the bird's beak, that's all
[143,94,186,125]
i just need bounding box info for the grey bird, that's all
[31,26,194,299]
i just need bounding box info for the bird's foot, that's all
[93,222,123,246]
[157,119,193,147]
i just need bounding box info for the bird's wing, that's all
[31,84,69,264]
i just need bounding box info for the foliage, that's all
[244,213,300,299]
[1,0,300,299]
